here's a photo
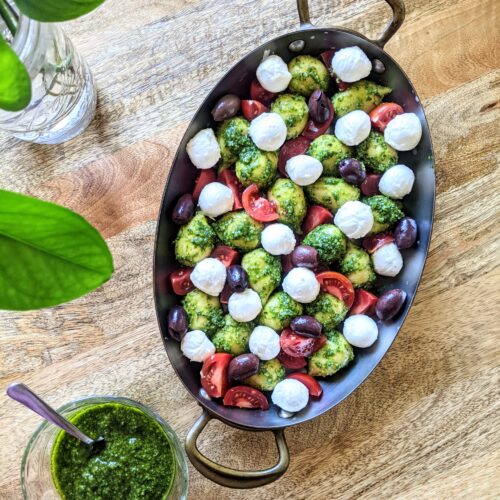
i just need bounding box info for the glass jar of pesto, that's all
[21,396,188,499]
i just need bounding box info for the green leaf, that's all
[0,190,113,311]
[0,37,31,112]
[13,0,105,22]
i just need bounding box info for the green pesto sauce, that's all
[51,403,175,500]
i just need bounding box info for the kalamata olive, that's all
[290,316,322,338]
[372,59,386,74]
[394,217,418,249]
[360,173,381,196]
[227,265,248,293]
[375,289,407,321]
[291,245,319,270]
[338,158,367,185]
[308,90,331,124]
[228,353,260,381]
[167,305,188,341]
[211,94,241,122]
[172,193,195,225]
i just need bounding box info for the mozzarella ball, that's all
[190,258,227,296]
[256,54,292,93]
[272,379,309,413]
[181,330,215,362]
[379,164,415,200]
[261,223,296,256]
[334,200,374,239]
[282,267,320,303]
[228,288,262,322]
[285,155,323,186]
[334,110,371,146]
[331,46,372,83]
[198,182,234,218]
[249,112,287,151]
[372,242,403,277]
[249,325,281,360]
[343,314,378,348]
[186,128,221,169]
[384,113,422,151]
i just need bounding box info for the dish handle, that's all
[185,409,290,488]
[296,0,405,48]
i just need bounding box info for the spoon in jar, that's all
[7,383,106,456]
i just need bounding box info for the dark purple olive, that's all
[172,193,195,225]
[227,265,248,293]
[228,353,259,381]
[211,94,241,122]
[308,90,331,124]
[290,316,322,338]
[167,306,188,341]
[338,158,367,185]
[375,289,407,321]
[394,217,418,249]
[372,59,386,74]
[291,245,319,270]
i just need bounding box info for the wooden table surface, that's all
[1,0,499,498]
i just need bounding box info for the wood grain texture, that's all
[1,0,499,498]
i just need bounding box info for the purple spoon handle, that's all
[7,383,94,446]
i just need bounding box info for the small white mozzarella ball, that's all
[249,112,287,151]
[228,288,262,322]
[334,200,374,239]
[256,54,292,93]
[384,113,422,151]
[343,315,378,348]
[334,110,371,146]
[181,330,215,362]
[331,46,372,83]
[272,379,309,413]
[285,155,323,186]
[282,267,320,304]
[379,164,415,200]
[198,182,234,217]
[372,242,403,277]
[190,258,227,296]
[186,128,220,169]
[249,326,281,360]
[261,223,296,256]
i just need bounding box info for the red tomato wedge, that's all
[278,136,311,177]
[201,353,232,398]
[369,103,404,132]
[280,328,327,358]
[302,205,333,234]
[170,268,194,296]
[316,271,355,308]
[362,233,395,254]
[278,350,307,370]
[250,79,277,106]
[242,184,279,222]
[302,96,334,140]
[287,373,323,398]
[350,289,378,315]
[192,168,217,200]
[211,245,240,267]
[218,169,243,209]
[223,386,269,410]
[360,173,381,197]
[241,99,268,121]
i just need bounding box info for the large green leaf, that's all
[0,37,31,112]
[0,190,113,310]
[13,0,105,22]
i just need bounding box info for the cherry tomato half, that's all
[316,271,355,308]
[287,373,323,398]
[278,136,311,177]
[242,184,279,222]
[350,289,378,315]
[280,328,327,358]
[211,245,240,268]
[170,268,194,296]
[278,349,307,370]
[302,96,334,140]
[250,79,277,106]
[302,205,333,234]
[218,169,243,209]
[241,99,268,121]
[192,168,217,200]
[362,233,395,254]
[223,386,269,410]
[369,102,404,132]
[201,353,233,398]
[360,173,381,197]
